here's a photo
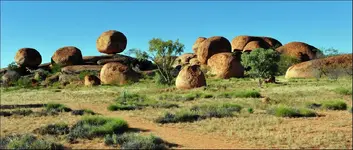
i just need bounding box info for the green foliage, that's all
[267,105,317,118]
[241,48,280,82]
[15,77,33,88]
[104,133,168,149]
[129,38,184,85]
[247,108,254,114]
[7,62,19,71]
[45,103,72,112]
[277,55,301,75]
[156,103,242,123]
[50,63,62,74]
[217,90,261,98]
[321,100,347,110]
[0,134,64,150]
[78,71,97,80]
[34,123,69,135]
[332,87,352,95]
[67,116,129,141]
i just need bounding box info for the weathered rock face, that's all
[285,54,352,79]
[84,75,100,86]
[15,48,42,68]
[243,40,270,52]
[42,72,61,86]
[261,37,282,48]
[33,68,48,81]
[59,74,80,85]
[197,36,232,64]
[276,42,319,62]
[1,70,20,85]
[83,55,113,65]
[174,53,197,66]
[175,65,206,89]
[189,58,201,65]
[51,46,83,67]
[100,62,140,85]
[96,30,127,54]
[231,35,282,52]
[61,65,103,74]
[192,37,207,54]
[207,52,244,79]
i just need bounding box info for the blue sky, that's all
[1,1,352,68]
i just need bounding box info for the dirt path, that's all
[66,103,257,149]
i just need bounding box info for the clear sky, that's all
[1,1,352,68]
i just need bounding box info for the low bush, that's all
[104,133,168,149]
[155,103,242,124]
[108,92,178,111]
[67,116,129,141]
[158,93,214,101]
[34,123,69,135]
[267,105,317,118]
[321,100,347,110]
[332,87,352,95]
[45,103,72,112]
[71,109,97,116]
[0,134,64,150]
[15,77,33,88]
[217,90,261,98]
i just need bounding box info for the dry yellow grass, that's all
[0,76,352,149]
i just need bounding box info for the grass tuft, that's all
[104,133,168,149]
[34,123,69,135]
[332,87,352,95]
[217,90,261,98]
[45,103,72,112]
[267,105,317,118]
[0,134,64,150]
[321,100,347,110]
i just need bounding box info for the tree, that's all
[128,38,184,85]
[277,55,300,75]
[241,48,280,87]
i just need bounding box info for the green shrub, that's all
[16,77,32,88]
[107,104,138,111]
[0,134,64,150]
[7,62,19,71]
[333,87,352,95]
[247,108,254,113]
[321,100,347,110]
[50,64,62,74]
[156,103,242,124]
[268,105,317,117]
[104,133,168,149]
[45,103,72,112]
[158,93,213,101]
[217,90,261,98]
[71,109,97,116]
[34,123,69,135]
[67,116,129,140]
[277,55,300,75]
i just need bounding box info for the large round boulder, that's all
[276,42,319,62]
[207,52,244,79]
[243,40,270,52]
[197,36,231,64]
[192,37,207,54]
[96,30,127,54]
[285,54,352,79]
[51,46,83,67]
[231,35,256,52]
[100,62,140,85]
[175,65,206,89]
[14,48,42,68]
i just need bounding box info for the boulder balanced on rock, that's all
[175,65,206,89]
[207,52,244,79]
[15,48,42,68]
[100,62,140,85]
[96,30,127,54]
[51,46,83,67]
